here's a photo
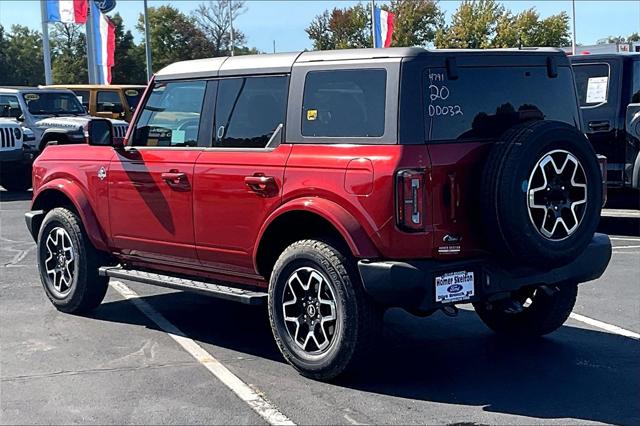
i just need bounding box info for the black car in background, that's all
[571,53,640,191]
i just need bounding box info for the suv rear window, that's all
[573,63,610,107]
[302,69,386,137]
[425,67,579,141]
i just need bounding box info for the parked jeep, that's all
[44,84,145,123]
[570,53,640,189]
[0,87,128,153]
[0,118,34,191]
[26,48,611,380]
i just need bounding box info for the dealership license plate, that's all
[435,271,475,303]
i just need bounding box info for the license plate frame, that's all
[435,271,475,304]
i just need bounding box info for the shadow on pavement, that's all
[598,216,640,237]
[0,190,32,202]
[94,292,639,425]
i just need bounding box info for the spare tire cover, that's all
[481,120,602,268]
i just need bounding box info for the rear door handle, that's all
[245,175,276,194]
[588,120,611,131]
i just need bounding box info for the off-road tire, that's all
[481,120,602,267]
[473,284,578,337]
[268,239,382,381]
[37,207,108,314]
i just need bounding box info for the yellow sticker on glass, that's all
[24,93,40,101]
[125,89,139,96]
[307,109,317,121]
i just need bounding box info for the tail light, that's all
[396,169,426,232]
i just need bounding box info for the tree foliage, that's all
[387,0,443,48]
[50,23,88,84]
[306,3,371,50]
[136,5,214,72]
[0,25,45,85]
[436,0,571,49]
[599,33,640,44]
[110,13,146,84]
[193,0,248,56]
[306,0,442,50]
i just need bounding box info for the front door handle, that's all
[161,171,187,186]
[245,175,276,195]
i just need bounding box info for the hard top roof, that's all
[155,47,567,80]
[45,84,146,89]
[0,86,76,94]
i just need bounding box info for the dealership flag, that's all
[91,1,116,84]
[46,0,88,24]
[373,7,394,48]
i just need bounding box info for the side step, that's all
[99,266,267,305]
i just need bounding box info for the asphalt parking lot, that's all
[1,190,639,425]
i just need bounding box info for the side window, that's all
[214,75,288,148]
[632,61,640,104]
[0,95,22,118]
[573,63,610,107]
[302,69,386,137]
[73,90,90,110]
[97,90,124,113]
[133,80,206,147]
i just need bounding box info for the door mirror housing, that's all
[626,104,640,140]
[87,119,116,147]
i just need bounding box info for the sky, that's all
[0,0,639,53]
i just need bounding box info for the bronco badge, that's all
[97,167,107,181]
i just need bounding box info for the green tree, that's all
[0,26,9,84]
[387,0,443,47]
[2,25,45,85]
[493,8,570,47]
[306,3,371,50]
[50,23,87,84]
[110,13,146,84]
[436,0,570,49]
[435,0,504,49]
[193,0,248,56]
[136,5,214,72]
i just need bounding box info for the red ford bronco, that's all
[26,48,612,380]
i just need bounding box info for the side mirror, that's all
[16,114,25,122]
[626,104,640,140]
[87,119,116,147]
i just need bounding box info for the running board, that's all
[99,266,267,305]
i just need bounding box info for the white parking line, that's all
[109,281,295,426]
[569,312,640,340]
[611,245,640,250]
[610,237,640,242]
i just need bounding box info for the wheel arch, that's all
[31,182,109,251]
[39,129,72,151]
[253,199,380,279]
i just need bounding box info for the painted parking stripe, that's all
[611,245,640,250]
[569,312,640,340]
[610,237,640,242]
[110,281,295,426]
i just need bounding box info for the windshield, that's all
[22,92,85,116]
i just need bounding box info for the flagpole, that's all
[86,4,96,84]
[371,0,376,48]
[143,0,153,81]
[572,0,576,55]
[40,0,53,84]
[229,0,234,56]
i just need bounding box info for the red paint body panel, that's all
[193,144,292,274]
[108,148,201,266]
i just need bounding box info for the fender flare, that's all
[39,128,81,151]
[253,197,380,271]
[33,179,109,251]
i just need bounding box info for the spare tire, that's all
[481,120,602,268]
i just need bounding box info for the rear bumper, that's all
[358,233,612,311]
